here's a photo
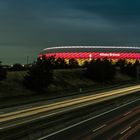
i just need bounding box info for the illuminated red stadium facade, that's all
[39,46,140,60]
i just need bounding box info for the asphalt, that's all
[38,98,140,140]
[1,84,140,124]
[92,107,140,140]
[128,128,140,140]
[1,80,135,109]
[0,81,139,113]
[0,86,140,140]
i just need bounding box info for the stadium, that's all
[39,46,140,64]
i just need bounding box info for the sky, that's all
[1,0,140,64]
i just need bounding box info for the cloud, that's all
[1,0,140,64]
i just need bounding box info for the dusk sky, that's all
[1,0,140,64]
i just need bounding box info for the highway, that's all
[120,124,140,140]
[39,99,140,140]
[1,84,140,124]
[0,84,140,139]
[88,105,140,140]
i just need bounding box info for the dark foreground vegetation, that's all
[22,57,140,91]
[0,61,7,83]
[86,59,116,82]
[23,57,54,91]
[0,57,140,98]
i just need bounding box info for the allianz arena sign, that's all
[99,53,120,57]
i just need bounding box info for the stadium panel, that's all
[39,46,140,64]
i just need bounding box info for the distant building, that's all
[39,46,140,64]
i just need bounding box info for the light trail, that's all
[37,98,140,140]
[0,84,140,123]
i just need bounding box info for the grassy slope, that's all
[0,71,34,98]
[0,69,133,99]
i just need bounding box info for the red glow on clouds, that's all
[39,52,140,59]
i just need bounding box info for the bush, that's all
[54,58,68,69]
[10,63,25,71]
[121,60,140,78]
[68,58,79,68]
[23,57,54,91]
[0,61,7,82]
[116,60,140,78]
[115,59,127,73]
[86,59,116,82]
[82,61,89,68]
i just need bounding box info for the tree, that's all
[86,59,116,82]
[68,58,79,68]
[23,57,54,91]
[124,61,140,78]
[10,63,25,71]
[0,61,7,82]
[54,58,67,69]
[82,60,89,68]
[117,60,140,78]
[115,59,127,73]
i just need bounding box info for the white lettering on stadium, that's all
[100,53,120,57]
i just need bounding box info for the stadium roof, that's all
[42,46,140,54]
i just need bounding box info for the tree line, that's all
[0,58,140,91]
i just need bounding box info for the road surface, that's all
[0,84,140,140]
[38,98,140,140]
